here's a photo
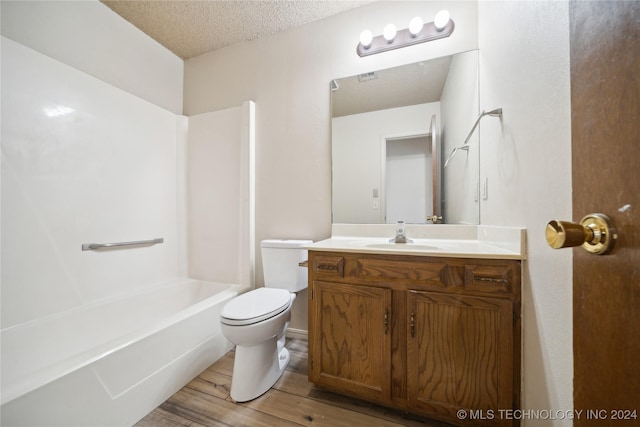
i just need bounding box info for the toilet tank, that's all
[261,239,312,292]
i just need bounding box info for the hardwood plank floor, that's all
[135,338,453,427]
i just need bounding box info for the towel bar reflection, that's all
[443,108,503,168]
[82,238,164,251]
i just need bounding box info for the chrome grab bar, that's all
[82,237,164,251]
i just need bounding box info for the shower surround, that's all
[1,36,254,425]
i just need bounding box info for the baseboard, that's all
[285,328,308,340]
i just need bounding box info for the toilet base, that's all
[229,332,290,402]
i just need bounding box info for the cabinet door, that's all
[310,281,392,403]
[407,291,513,426]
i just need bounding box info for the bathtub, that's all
[1,279,248,426]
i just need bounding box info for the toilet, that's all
[220,239,311,402]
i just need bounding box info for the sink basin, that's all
[363,243,438,251]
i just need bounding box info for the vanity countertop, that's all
[307,224,526,260]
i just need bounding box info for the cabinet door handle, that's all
[410,312,415,338]
[384,310,389,334]
[475,277,509,284]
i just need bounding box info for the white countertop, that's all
[307,224,526,260]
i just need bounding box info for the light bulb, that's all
[383,23,397,42]
[434,10,451,31]
[359,29,373,48]
[408,16,424,36]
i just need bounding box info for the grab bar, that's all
[82,237,164,251]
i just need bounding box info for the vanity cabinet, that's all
[308,251,521,427]
[311,280,392,402]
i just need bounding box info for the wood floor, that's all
[135,338,453,427]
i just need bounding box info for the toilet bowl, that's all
[220,287,295,402]
[219,239,311,402]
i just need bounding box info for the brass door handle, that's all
[546,213,617,255]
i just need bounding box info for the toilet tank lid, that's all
[261,239,313,248]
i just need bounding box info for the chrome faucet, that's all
[390,220,413,243]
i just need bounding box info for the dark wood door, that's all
[407,290,513,426]
[570,1,640,423]
[309,280,392,403]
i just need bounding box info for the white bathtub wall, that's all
[1,37,183,328]
[187,102,256,286]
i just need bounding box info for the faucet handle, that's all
[426,215,443,223]
[390,221,412,243]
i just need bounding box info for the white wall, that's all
[478,2,572,425]
[1,37,185,327]
[441,50,480,224]
[0,0,184,114]
[184,0,479,329]
[332,103,439,224]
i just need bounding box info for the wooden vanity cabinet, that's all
[308,251,521,427]
[310,280,392,402]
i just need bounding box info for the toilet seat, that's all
[221,288,292,326]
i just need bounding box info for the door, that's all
[309,281,392,403]
[407,290,513,426]
[570,1,640,422]
[385,135,431,224]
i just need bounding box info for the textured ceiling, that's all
[101,0,374,59]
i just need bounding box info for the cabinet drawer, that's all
[312,255,344,277]
[357,258,453,288]
[464,264,513,294]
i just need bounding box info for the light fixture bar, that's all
[357,18,454,57]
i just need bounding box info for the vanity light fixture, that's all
[359,30,373,48]
[383,24,397,42]
[433,10,451,31]
[408,17,424,36]
[357,10,454,57]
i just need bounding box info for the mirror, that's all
[331,50,480,224]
